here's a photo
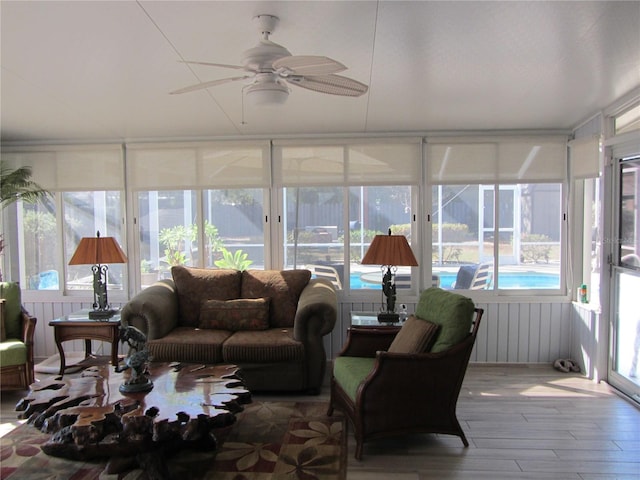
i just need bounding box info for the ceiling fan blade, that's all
[286,74,368,97]
[179,60,246,70]
[170,76,251,95]
[273,55,347,75]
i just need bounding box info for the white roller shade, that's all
[273,138,421,186]
[126,141,270,189]
[569,135,601,178]
[2,145,124,191]
[427,135,567,183]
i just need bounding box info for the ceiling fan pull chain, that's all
[241,85,247,125]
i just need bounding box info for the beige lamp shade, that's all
[68,231,127,266]
[361,230,418,267]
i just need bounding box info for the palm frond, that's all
[0,161,51,208]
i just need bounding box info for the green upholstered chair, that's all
[0,282,37,390]
[328,287,483,460]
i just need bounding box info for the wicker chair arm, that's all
[338,326,399,358]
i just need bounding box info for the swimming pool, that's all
[350,271,560,289]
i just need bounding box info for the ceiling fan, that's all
[170,14,368,105]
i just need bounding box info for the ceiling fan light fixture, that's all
[246,81,289,106]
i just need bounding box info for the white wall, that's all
[570,302,607,382]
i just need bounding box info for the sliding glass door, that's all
[610,155,640,402]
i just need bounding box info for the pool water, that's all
[350,271,560,289]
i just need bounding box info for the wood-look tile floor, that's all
[1,364,638,479]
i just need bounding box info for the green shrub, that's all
[520,233,552,263]
[389,224,411,237]
[432,223,472,242]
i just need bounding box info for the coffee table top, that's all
[17,362,251,464]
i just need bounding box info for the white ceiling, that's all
[1,1,639,144]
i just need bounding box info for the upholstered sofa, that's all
[120,266,337,393]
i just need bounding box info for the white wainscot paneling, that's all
[328,300,573,364]
[29,298,573,366]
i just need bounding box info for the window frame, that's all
[2,135,573,303]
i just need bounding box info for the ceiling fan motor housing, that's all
[241,40,291,72]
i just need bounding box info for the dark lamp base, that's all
[377,312,400,323]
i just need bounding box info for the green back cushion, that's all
[0,282,22,340]
[415,287,475,353]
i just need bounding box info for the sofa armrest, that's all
[293,278,337,341]
[293,278,337,392]
[120,279,179,340]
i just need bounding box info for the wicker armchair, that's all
[0,282,37,390]
[328,287,483,460]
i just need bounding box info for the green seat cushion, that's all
[0,340,27,367]
[333,356,376,402]
[0,282,22,340]
[415,287,475,353]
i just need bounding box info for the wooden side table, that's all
[48,311,121,375]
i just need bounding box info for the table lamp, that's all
[361,228,418,323]
[68,231,128,319]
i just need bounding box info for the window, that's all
[496,184,562,289]
[127,141,269,288]
[18,191,127,292]
[136,190,198,286]
[615,104,640,136]
[203,188,265,270]
[3,135,572,298]
[3,146,126,292]
[569,134,603,304]
[135,188,268,288]
[428,136,567,292]
[431,184,562,290]
[274,139,420,290]
[64,192,125,292]
[282,185,413,290]
[19,198,58,290]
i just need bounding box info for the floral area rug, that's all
[0,401,346,480]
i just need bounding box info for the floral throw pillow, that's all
[199,297,271,331]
